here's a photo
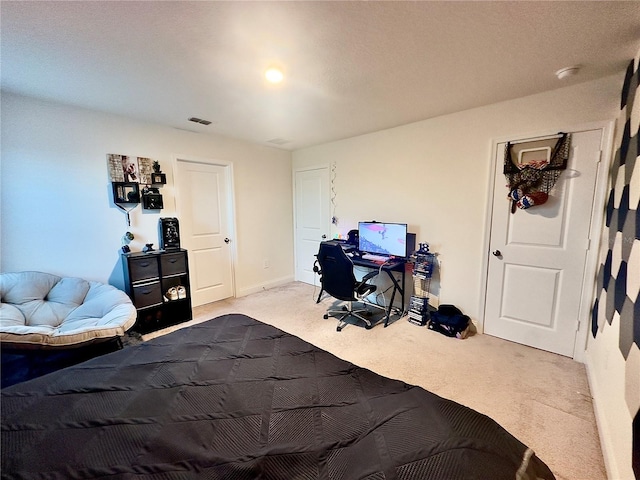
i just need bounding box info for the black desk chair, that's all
[315,242,378,331]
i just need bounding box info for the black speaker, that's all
[159,217,180,250]
[347,229,359,247]
[406,233,417,258]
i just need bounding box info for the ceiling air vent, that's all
[267,138,290,145]
[188,117,212,125]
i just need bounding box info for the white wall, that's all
[0,92,294,295]
[293,75,622,329]
[586,316,636,479]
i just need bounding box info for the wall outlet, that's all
[263,259,269,269]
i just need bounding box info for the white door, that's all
[485,129,603,356]
[175,160,234,307]
[295,167,331,284]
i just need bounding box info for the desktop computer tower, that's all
[406,233,416,258]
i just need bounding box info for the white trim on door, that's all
[172,154,238,300]
[479,121,614,361]
[293,164,332,284]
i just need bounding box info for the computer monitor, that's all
[358,222,409,258]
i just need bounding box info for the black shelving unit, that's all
[408,245,436,326]
[122,249,192,334]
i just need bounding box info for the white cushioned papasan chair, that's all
[0,271,136,348]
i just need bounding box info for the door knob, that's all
[492,250,502,257]
[224,238,230,244]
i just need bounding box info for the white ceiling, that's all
[2,1,639,151]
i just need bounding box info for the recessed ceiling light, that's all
[555,66,580,80]
[265,67,284,84]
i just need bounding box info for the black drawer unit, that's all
[132,281,163,309]
[122,249,193,334]
[129,257,159,283]
[160,253,187,276]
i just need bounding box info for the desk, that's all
[351,256,406,327]
[315,242,406,328]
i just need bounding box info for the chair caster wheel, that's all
[365,324,373,330]
[342,306,348,311]
[323,314,329,319]
[337,326,342,332]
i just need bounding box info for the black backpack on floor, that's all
[428,305,470,338]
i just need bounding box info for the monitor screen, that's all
[358,222,408,258]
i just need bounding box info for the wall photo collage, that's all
[107,154,166,213]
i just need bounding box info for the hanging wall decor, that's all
[137,157,155,185]
[152,160,166,184]
[107,153,140,183]
[108,154,141,226]
[107,154,127,182]
[141,186,164,210]
[111,182,140,226]
[107,154,164,224]
[503,133,571,212]
[112,182,140,204]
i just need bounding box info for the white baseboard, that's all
[585,358,619,480]
[236,275,295,298]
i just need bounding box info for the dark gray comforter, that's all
[1,314,555,479]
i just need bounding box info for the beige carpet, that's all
[144,281,606,480]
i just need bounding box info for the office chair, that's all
[315,242,378,331]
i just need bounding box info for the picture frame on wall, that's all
[107,154,139,183]
[107,154,126,182]
[122,157,139,182]
[137,157,154,185]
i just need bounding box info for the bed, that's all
[1,314,555,479]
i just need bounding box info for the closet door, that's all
[294,166,331,285]
[485,128,603,357]
[175,159,234,306]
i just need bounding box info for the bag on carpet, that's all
[428,304,470,339]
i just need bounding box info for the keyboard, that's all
[361,253,390,262]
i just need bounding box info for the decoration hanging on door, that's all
[503,133,571,212]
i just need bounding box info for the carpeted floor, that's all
[145,281,606,480]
